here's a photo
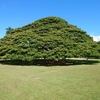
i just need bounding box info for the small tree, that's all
[6,27,14,35]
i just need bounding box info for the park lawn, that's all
[0,64,100,100]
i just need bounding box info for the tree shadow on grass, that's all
[0,59,100,66]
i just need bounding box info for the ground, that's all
[0,63,100,100]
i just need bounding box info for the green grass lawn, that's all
[0,64,100,100]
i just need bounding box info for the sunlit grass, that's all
[0,64,100,100]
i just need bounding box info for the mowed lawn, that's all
[0,64,100,100]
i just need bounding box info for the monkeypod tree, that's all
[0,16,99,63]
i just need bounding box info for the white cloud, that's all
[91,35,100,42]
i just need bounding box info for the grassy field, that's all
[0,63,100,100]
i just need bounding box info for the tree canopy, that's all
[0,16,100,62]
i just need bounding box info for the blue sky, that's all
[0,0,100,41]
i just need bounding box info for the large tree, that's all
[0,17,99,62]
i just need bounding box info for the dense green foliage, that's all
[0,16,100,62]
